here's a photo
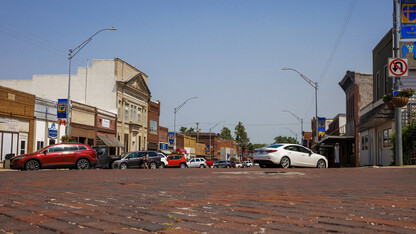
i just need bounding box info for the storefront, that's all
[70,101,96,146]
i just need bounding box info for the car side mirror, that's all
[43,151,47,155]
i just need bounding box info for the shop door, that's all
[19,135,28,156]
[377,132,383,165]
[369,132,374,165]
[1,132,18,161]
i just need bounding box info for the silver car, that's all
[254,144,328,168]
[187,158,209,168]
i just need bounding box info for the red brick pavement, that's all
[0,167,415,233]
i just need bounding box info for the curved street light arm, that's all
[69,28,117,59]
[282,67,318,90]
[174,97,198,113]
[282,110,301,122]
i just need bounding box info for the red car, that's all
[10,143,97,171]
[167,155,188,168]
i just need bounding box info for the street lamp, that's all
[173,97,198,151]
[282,67,318,143]
[66,27,117,136]
[209,121,224,160]
[284,127,297,143]
[282,110,303,143]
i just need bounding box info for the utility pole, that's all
[196,122,199,143]
[393,0,403,166]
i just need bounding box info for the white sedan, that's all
[253,144,328,168]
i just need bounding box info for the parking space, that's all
[0,167,415,233]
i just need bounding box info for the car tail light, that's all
[266,150,277,153]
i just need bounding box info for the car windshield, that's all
[266,144,284,149]
[120,152,129,159]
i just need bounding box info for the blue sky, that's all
[0,0,393,144]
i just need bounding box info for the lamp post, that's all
[284,127,298,143]
[66,27,117,137]
[173,97,197,151]
[282,67,318,143]
[282,110,303,143]
[209,121,224,160]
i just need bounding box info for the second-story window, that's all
[149,119,157,134]
[137,107,142,124]
[118,100,121,121]
[124,105,129,122]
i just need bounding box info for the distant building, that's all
[147,100,160,151]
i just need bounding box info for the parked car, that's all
[242,161,253,168]
[253,144,328,168]
[187,158,209,168]
[167,155,188,168]
[113,151,162,169]
[158,153,168,168]
[93,146,121,169]
[213,160,236,168]
[10,143,97,171]
[235,161,243,168]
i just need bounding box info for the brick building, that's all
[0,86,35,160]
[147,100,160,151]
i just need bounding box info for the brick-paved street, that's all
[0,167,415,233]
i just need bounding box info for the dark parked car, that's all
[10,143,97,170]
[93,146,121,169]
[112,151,162,169]
[213,160,236,168]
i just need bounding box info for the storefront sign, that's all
[159,143,168,150]
[57,99,67,118]
[48,123,58,139]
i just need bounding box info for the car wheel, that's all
[259,164,266,168]
[25,160,40,171]
[180,163,187,168]
[317,159,326,168]
[159,163,165,169]
[199,164,205,168]
[112,162,118,169]
[226,165,231,168]
[280,157,290,169]
[213,165,218,168]
[150,162,157,169]
[76,159,90,170]
[120,163,128,169]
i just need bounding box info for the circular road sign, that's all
[389,58,408,77]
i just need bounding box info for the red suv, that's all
[167,155,188,168]
[10,143,97,171]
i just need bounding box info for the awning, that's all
[96,135,124,147]
[161,150,171,155]
[358,103,394,130]
[176,148,187,155]
[319,135,355,144]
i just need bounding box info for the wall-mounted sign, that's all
[168,132,174,145]
[318,117,326,137]
[102,119,110,128]
[48,123,58,139]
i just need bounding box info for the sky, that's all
[0,0,394,144]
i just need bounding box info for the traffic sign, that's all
[388,58,408,77]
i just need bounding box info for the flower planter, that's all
[385,101,395,111]
[392,97,409,107]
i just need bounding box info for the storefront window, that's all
[37,141,44,151]
[384,128,392,147]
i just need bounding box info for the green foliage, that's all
[391,121,416,165]
[248,143,267,150]
[220,127,234,140]
[180,127,195,134]
[234,122,250,148]
[61,135,75,143]
[383,92,393,103]
[397,88,415,98]
[274,136,298,144]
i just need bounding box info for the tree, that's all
[180,127,187,133]
[274,136,298,144]
[391,120,416,165]
[220,127,234,140]
[186,127,195,133]
[249,143,268,150]
[235,122,250,149]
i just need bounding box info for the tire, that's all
[317,159,326,168]
[213,165,218,168]
[25,160,40,171]
[76,158,90,170]
[120,163,128,169]
[280,157,291,169]
[159,163,165,169]
[180,163,186,168]
[149,162,157,169]
[111,162,118,169]
[259,164,266,168]
[199,164,205,168]
[226,165,231,168]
